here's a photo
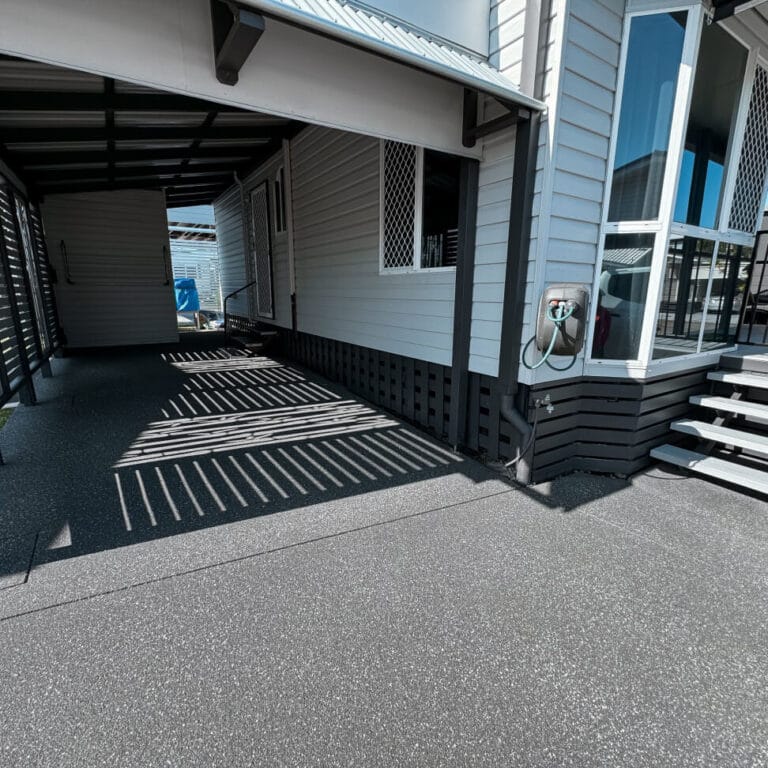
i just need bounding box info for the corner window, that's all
[673,23,747,229]
[592,233,655,360]
[274,166,287,234]
[607,12,687,222]
[380,140,460,271]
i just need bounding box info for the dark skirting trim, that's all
[240,323,716,484]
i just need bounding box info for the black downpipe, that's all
[497,0,549,484]
[498,113,540,483]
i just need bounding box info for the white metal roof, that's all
[240,0,544,110]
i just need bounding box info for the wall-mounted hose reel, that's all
[522,284,588,372]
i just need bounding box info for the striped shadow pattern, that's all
[113,349,463,532]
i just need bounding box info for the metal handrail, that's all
[737,229,768,346]
[60,240,74,284]
[223,279,259,342]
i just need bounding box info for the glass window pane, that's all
[653,236,715,358]
[593,233,655,360]
[673,23,747,228]
[608,12,687,222]
[704,242,752,347]
[421,149,460,268]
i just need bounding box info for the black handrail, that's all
[223,279,259,343]
[60,240,74,284]
[737,229,768,346]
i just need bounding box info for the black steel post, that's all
[448,158,479,448]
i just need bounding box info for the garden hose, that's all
[521,301,579,372]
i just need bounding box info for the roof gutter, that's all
[238,0,546,112]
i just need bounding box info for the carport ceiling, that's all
[0,56,302,207]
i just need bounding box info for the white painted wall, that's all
[365,0,491,56]
[290,126,456,364]
[489,0,529,87]
[519,0,624,385]
[0,0,478,158]
[214,187,249,319]
[467,0,528,377]
[41,190,177,348]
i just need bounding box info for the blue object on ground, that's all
[174,278,200,311]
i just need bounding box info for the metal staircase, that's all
[651,348,768,495]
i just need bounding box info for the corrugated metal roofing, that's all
[241,0,544,110]
[602,248,654,266]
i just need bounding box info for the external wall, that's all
[465,0,527,377]
[290,126,457,366]
[214,154,292,329]
[519,0,624,386]
[366,0,491,56]
[41,189,177,348]
[214,186,249,318]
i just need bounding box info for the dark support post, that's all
[448,159,479,448]
[462,89,479,149]
[497,110,541,483]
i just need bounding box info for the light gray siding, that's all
[469,128,515,376]
[41,189,176,348]
[543,0,622,287]
[489,0,528,87]
[467,0,527,377]
[519,0,624,385]
[291,126,456,365]
[214,186,248,318]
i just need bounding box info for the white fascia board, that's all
[0,0,486,156]
[240,0,545,111]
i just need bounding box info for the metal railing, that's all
[738,229,768,346]
[223,279,259,344]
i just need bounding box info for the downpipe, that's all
[500,392,533,482]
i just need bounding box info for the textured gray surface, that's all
[1,344,767,766]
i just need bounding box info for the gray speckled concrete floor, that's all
[0,344,767,767]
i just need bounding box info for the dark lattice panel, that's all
[730,66,768,233]
[382,141,416,270]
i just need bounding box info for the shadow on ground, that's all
[0,334,517,586]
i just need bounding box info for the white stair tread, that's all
[708,370,768,389]
[690,395,768,420]
[651,445,768,495]
[671,419,768,457]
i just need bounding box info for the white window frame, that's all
[378,140,456,275]
[585,2,760,375]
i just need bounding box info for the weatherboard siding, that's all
[290,125,456,366]
[41,189,177,348]
[213,186,248,318]
[520,0,624,385]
